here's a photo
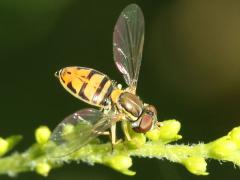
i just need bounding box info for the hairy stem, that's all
[0,120,240,177]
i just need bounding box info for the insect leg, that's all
[156,122,163,128]
[93,131,110,135]
[111,122,117,144]
[110,113,125,149]
[122,121,132,141]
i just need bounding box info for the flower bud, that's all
[159,120,181,138]
[125,133,146,149]
[228,127,240,148]
[105,155,135,176]
[183,156,208,175]
[0,137,9,156]
[210,137,237,159]
[35,126,51,145]
[146,128,161,141]
[35,162,51,177]
[148,120,182,142]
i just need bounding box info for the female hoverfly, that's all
[50,4,159,157]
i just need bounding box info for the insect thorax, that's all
[111,90,144,121]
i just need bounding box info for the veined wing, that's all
[47,108,113,157]
[113,4,145,93]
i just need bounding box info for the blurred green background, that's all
[1,0,240,179]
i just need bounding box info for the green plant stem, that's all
[0,141,235,177]
[0,121,240,177]
[0,143,196,176]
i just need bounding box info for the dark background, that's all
[1,0,240,179]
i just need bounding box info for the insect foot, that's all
[123,122,146,149]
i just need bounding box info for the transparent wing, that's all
[113,4,145,93]
[47,108,113,157]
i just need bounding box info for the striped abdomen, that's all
[58,67,114,107]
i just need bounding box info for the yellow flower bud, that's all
[35,162,51,177]
[159,120,181,138]
[105,155,135,176]
[35,126,51,145]
[146,128,161,141]
[228,127,240,148]
[125,133,146,149]
[210,138,237,159]
[183,157,208,175]
[0,137,9,156]
[153,120,182,142]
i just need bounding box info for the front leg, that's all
[122,120,132,141]
[110,113,125,145]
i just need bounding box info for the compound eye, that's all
[132,113,153,133]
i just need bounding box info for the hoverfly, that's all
[50,4,160,157]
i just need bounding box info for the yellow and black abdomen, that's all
[58,66,114,107]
